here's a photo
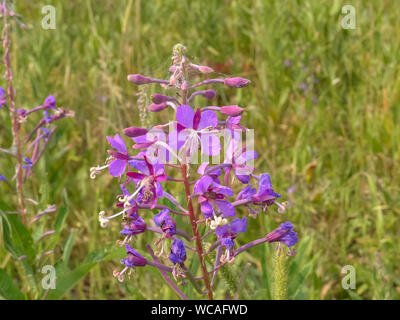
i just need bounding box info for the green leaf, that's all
[45,245,118,300]
[54,189,70,234]
[0,269,25,300]
[62,230,77,268]
[45,262,96,300]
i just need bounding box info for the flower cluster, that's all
[0,90,74,180]
[91,44,298,298]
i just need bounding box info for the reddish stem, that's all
[2,18,26,224]
[180,164,213,300]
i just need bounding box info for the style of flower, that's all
[193,175,235,226]
[169,238,186,264]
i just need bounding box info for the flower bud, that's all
[152,94,172,104]
[148,102,168,112]
[127,74,151,85]
[43,95,56,109]
[123,126,148,137]
[198,66,214,74]
[201,89,216,99]
[220,105,244,116]
[224,77,251,88]
[181,81,188,91]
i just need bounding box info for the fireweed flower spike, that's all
[92,44,299,299]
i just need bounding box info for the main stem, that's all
[181,164,213,300]
[3,15,26,224]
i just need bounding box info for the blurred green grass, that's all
[1,0,399,299]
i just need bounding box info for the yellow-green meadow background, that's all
[0,0,399,299]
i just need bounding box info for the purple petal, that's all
[109,159,127,177]
[176,105,194,128]
[193,176,213,195]
[107,134,127,153]
[236,151,258,165]
[200,201,213,219]
[200,133,221,156]
[258,173,272,193]
[230,218,247,234]
[215,200,235,217]
[215,225,229,238]
[198,110,218,130]
[211,182,234,197]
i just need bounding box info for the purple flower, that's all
[18,109,27,118]
[169,238,186,264]
[193,175,235,219]
[120,216,147,236]
[22,157,33,169]
[43,110,53,123]
[236,184,257,201]
[168,104,221,156]
[300,82,307,91]
[224,138,258,184]
[284,59,292,67]
[266,222,298,248]
[127,156,166,209]
[0,174,6,183]
[120,244,147,267]
[0,86,6,110]
[43,95,56,109]
[106,134,129,177]
[153,209,176,238]
[251,173,281,205]
[215,217,247,248]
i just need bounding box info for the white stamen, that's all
[90,164,110,179]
